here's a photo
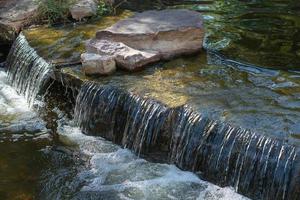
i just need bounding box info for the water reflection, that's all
[199,0,300,70]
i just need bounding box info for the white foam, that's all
[58,124,249,200]
[0,70,32,115]
[0,69,47,134]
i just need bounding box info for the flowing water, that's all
[0,14,247,200]
[51,123,249,200]
[0,68,51,199]
[73,81,300,200]
[73,52,300,144]
[2,0,300,200]
[0,65,247,199]
[6,33,52,106]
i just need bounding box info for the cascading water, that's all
[1,32,246,200]
[2,1,300,199]
[169,106,300,200]
[74,81,170,157]
[5,33,298,198]
[74,81,300,200]
[5,33,52,106]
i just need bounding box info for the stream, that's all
[0,69,247,199]
[1,0,300,200]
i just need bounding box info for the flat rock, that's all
[83,9,204,74]
[96,9,204,59]
[70,0,97,21]
[0,0,38,43]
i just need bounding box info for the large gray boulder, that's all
[82,9,204,75]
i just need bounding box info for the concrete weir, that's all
[5,9,300,200]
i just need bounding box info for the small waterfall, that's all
[5,33,52,106]
[74,81,300,200]
[74,81,170,156]
[169,106,300,200]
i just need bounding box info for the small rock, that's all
[81,53,116,75]
[70,0,97,21]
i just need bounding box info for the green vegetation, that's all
[96,0,113,16]
[96,0,131,16]
[34,0,114,25]
[34,0,75,24]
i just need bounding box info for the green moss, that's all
[61,67,90,82]
[0,114,18,125]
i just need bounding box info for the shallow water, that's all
[194,0,300,70]
[23,11,133,65]
[113,0,300,70]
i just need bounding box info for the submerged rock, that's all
[70,0,98,21]
[82,9,204,74]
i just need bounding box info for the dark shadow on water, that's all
[0,44,10,63]
[0,134,51,200]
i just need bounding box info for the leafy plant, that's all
[96,0,113,16]
[97,0,130,16]
[34,0,75,25]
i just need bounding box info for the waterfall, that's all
[74,81,300,200]
[169,106,300,200]
[5,29,298,200]
[74,81,170,156]
[5,33,52,106]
